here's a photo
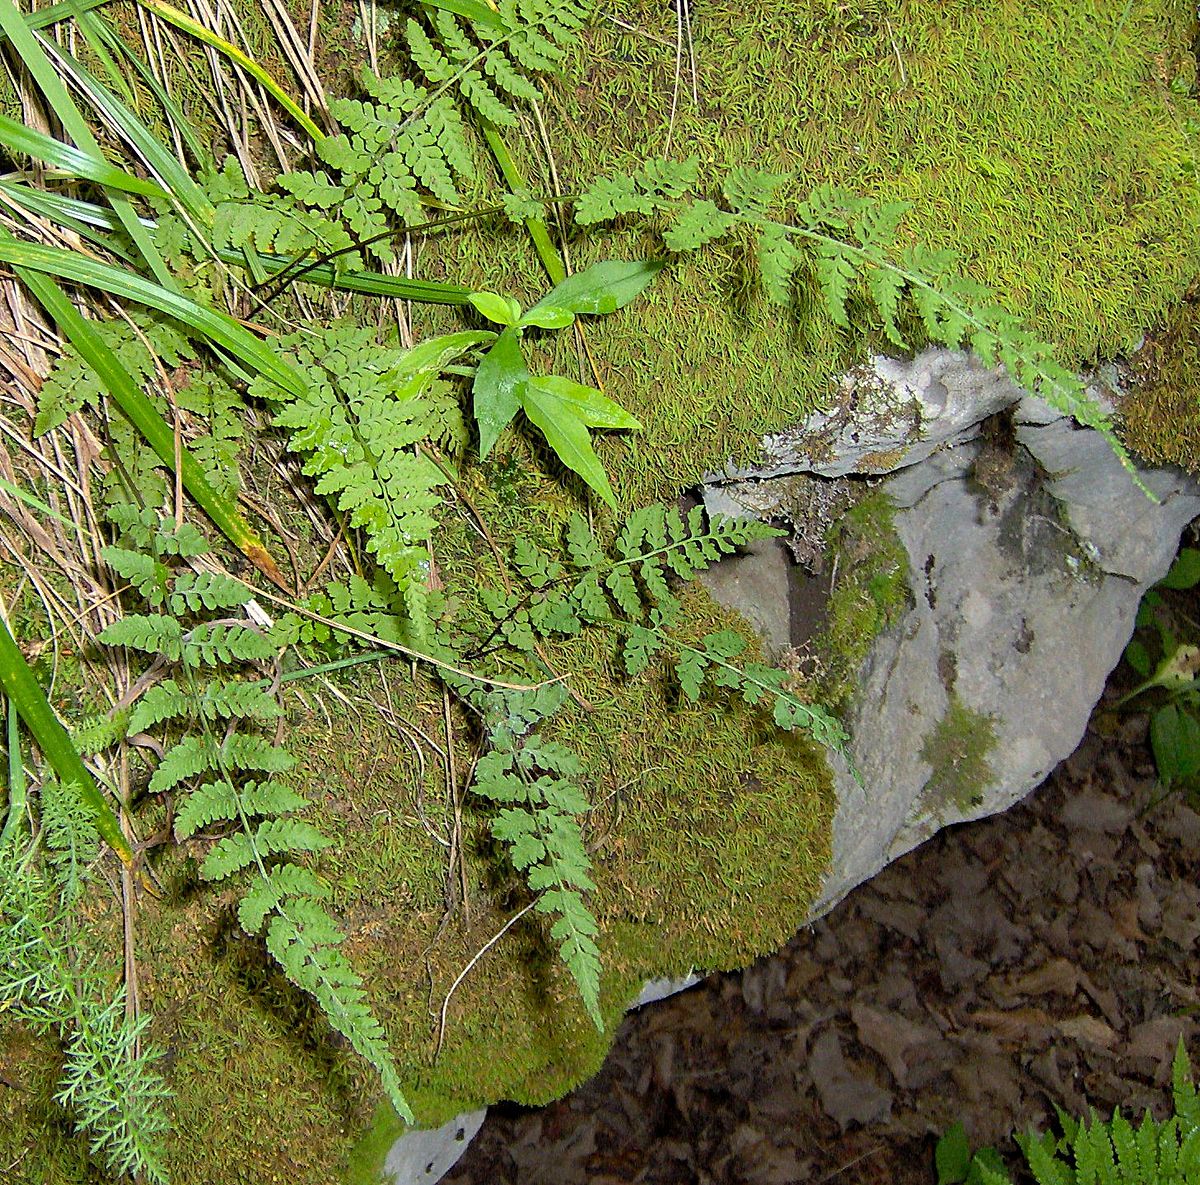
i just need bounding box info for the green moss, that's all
[919,693,999,814]
[1119,297,1200,474]
[394,0,1200,508]
[813,491,909,706]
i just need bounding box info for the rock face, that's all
[387,348,1200,1183]
[701,347,1200,914]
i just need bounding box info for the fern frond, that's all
[200,818,330,880]
[169,569,249,615]
[237,865,330,933]
[663,199,738,252]
[98,614,183,661]
[265,900,413,1122]
[101,546,170,606]
[182,622,276,666]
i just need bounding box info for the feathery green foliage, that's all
[937,1042,1200,1184]
[248,325,490,640]
[98,515,413,1124]
[0,825,171,1183]
[471,504,849,753]
[453,679,602,1026]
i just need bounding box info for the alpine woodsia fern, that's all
[572,162,1134,474]
[212,0,592,270]
[97,512,413,1122]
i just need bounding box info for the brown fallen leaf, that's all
[1057,1014,1118,1050]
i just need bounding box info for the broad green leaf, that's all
[419,0,506,32]
[397,330,494,381]
[0,112,169,198]
[518,304,575,330]
[523,375,641,431]
[1152,643,1200,691]
[468,291,522,327]
[1162,547,1200,590]
[530,259,663,316]
[1151,703,1200,786]
[935,1123,972,1185]
[473,326,528,459]
[0,614,132,864]
[521,382,617,508]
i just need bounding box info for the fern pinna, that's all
[98,513,413,1122]
[211,0,591,270]
[572,165,1134,477]
[249,325,492,640]
[474,504,850,753]
[451,678,602,1027]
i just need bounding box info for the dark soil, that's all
[444,698,1200,1185]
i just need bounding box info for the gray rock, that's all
[383,1110,487,1184]
[698,347,1200,915]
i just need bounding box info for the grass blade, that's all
[0,613,132,865]
[133,0,326,144]
[0,111,169,198]
[11,254,288,588]
[0,0,173,284]
[1,695,28,845]
[0,236,306,396]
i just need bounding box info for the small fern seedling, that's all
[98,515,414,1123]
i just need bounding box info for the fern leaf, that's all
[723,167,787,216]
[407,17,455,83]
[201,818,330,881]
[183,622,276,666]
[99,615,183,662]
[128,680,191,733]
[237,865,330,933]
[573,174,649,225]
[565,512,604,568]
[148,735,215,793]
[605,568,642,618]
[101,546,170,607]
[277,170,345,208]
[265,902,413,1122]
[756,222,800,306]
[537,887,601,1027]
[174,778,238,840]
[483,52,542,105]
[168,569,249,615]
[675,650,706,701]
[200,681,281,723]
[814,240,859,330]
[866,264,907,348]
[513,536,564,588]
[425,97,475,181]
[663,199,738,252]
[460,69,518,126]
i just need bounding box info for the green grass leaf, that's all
[0,614,132,864]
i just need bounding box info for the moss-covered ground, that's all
[3,0,1200,1180]
[399,0,1200,505]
